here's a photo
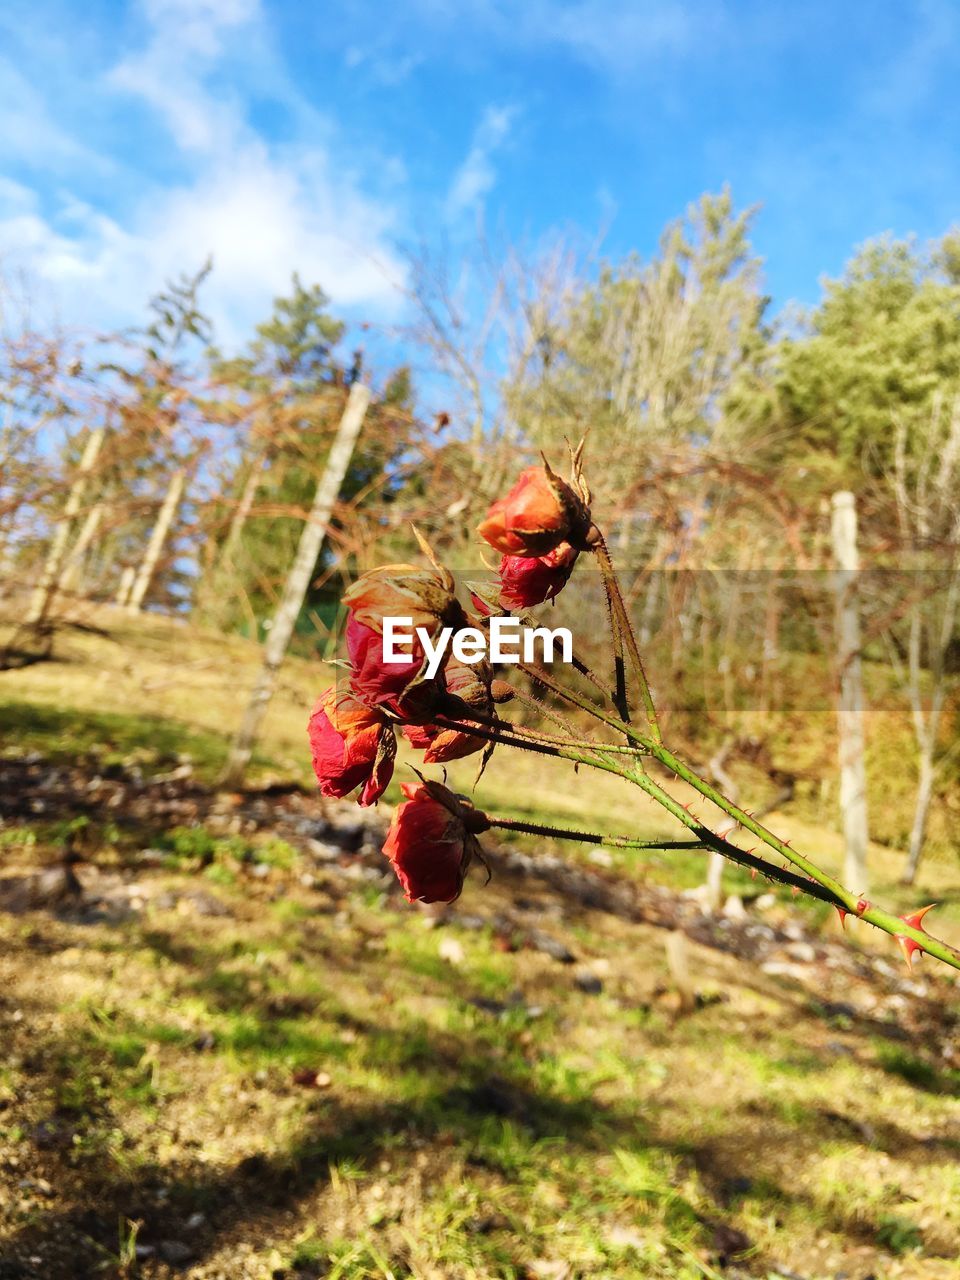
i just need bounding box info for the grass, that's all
[4,865,959,1277]
[0,604,323,786]
[2,604,960,1276]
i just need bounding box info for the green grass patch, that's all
[0,698,282,784]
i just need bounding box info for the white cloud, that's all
[857,0,958,118]
[445,105,518,220]
[106,0,263,152]
[0,56,109,173]
[343,42,424,86]
[356,0,721,79]
[0,0,406,345]
[538,0,705,70]
[0,144,405,345]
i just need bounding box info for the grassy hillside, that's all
[0,605,323,788]
[2,601,958,929]
[1,604,960,1279]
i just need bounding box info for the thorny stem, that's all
[599,565,630,723]
[430,716,645,775]
[433,718,853,905]
[438,701,649,756]
[569,650,624,711]
[549,711,959,969]
[590,528,662,744]
[432,706,648,757]
[516,660,642,739]
[448,693,960,970]
[506,682,596,744]
[612,764,846,906]
[489,816,706,851]
[490,815,839,899]
[613,740,960,969]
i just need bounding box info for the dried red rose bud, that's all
[478,461,590,557]
[346,615,425,711]
[401,656,494,762]
[342,553,467,719]
[308,686,396,807]
[342,559,465,638]
[497,541,579,609]
[382,779,489,903]
[438,652,494,716]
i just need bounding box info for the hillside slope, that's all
[1,606,959,1278]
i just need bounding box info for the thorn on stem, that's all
[896,903,937,968]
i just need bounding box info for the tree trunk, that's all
[220,382,371,788]
[114,566,135,608]
[704,738,738,911]
[26,426,105,623]
[221,449,266,566]
[831,491,870,894]
[902,742,936,886]
[127,469,186,613]
[58,502,104,595]
[196,448,267,628]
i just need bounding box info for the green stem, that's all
[590,528,662,743]
[489,816,703,851]
[617,767,844,905]
[433,719,848,905]
[432,715,960,971]
[431,712,648,757]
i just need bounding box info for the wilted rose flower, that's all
[497,541,579,609]
[382,779,489,903]
[478,462,590,557]
[401,656,494,762]
[343,561,465,637]
[346,615,426,710]
[468,589,496,618]
[343,557,467,719]
[308,686,396,806]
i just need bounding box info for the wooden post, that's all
[26,426,105,623]
[58,503,104,594]
[831,491,869,894]
[220,382,371,788]
[126,468,186,613]
[704,738,738,911]
[220,449,266,567]
[114,566,135,608]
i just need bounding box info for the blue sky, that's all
[1,0,958,352]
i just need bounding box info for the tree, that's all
[885,395,960,884]
[771,232,960,487]
[220,380,371,787]
[504,190,768,511]
[87,262,213,615]
[204,276,416,641]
